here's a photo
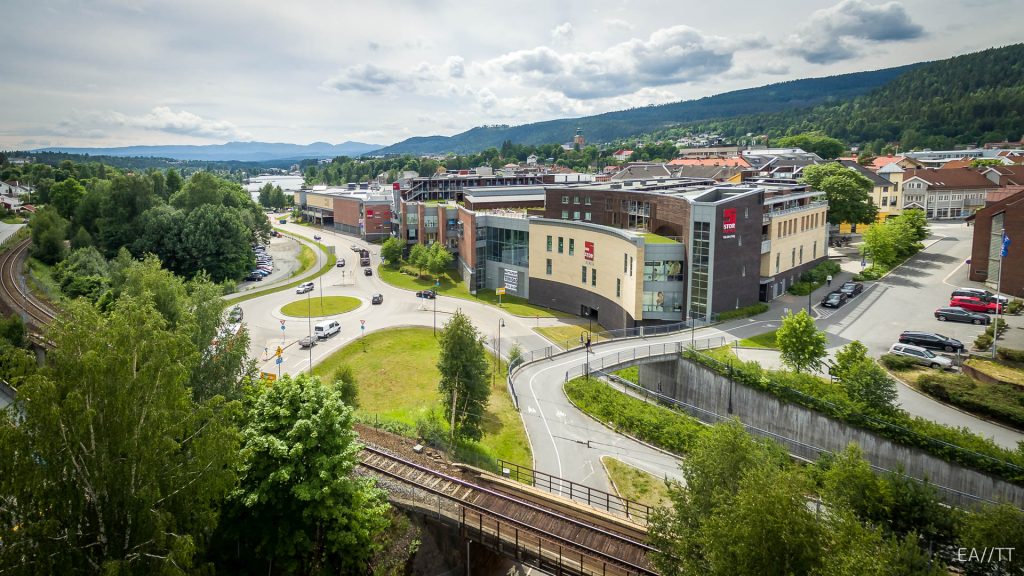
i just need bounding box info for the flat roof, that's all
[465,193,546,204]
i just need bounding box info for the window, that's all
[813,241,817,259]
[561,210,569,219]
[881,196,888,206]
[561,195,569,204]
[584,212,591,221]
[742,265,746,277]
[623,254,628,273]
[629,257,633,276]
[581,266,587,283]
[485,227,529,266]
[791,247,796,268]
[569,239,575,255]
[616,278,621,297]
[546,259,552,275]
[573,211,580,220]
[775,252,780,274]
[585,196,592,205]
[546,235,552,252]
[573,196,580,204]
[591,268,597,286]
[558,237,563,253]
[744,207,749,219]
[799,245,803,264]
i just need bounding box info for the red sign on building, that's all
[722,208,737,239]
[584,241,595,261]
[366,209,374,217]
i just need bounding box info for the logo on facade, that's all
[503,268,519,293]
[584,241,595,261]
[366,209,374,217]
[722,208,737,239]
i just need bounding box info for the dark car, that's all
[821,291,848,308]
[244,273,263,282]
[839,281,864,298]
[371,293,383,305]
[298,336,316,349]
[416,289,436,299]
[951,287,1008,305]
[898,331,964,353]
[364,267,373,276]
[934,306,990,325]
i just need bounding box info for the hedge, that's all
[880,353,918,371]
[788,261,842,296]
[564,377,706,455]
[917,372,1024,431]
[682,348,1024,485]
[718,302,770,321]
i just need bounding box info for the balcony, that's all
[763,200,828,223]
[761,238,771,254]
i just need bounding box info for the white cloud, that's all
[446,56,465,78]
[789,0,925,63]
[550,22,575,43]
[112,107,251,140]
[603,18,634,32]
[321,64,400,93]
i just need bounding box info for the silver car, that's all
[887,343,953,369]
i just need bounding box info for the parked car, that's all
[949,296,1003,314]
[821,291,848,308]
[363,267,373,276]
[350,244,359,251]
[839,281,864,298]
[299,336,316,348]
[244,273,263,282]
[416,289,436,299]
[296,281,315,294]
[951,287,1008,305]
[337,258,345,267]
[934,306,990,325]
[887,343,953,369]
[371,293,383,305]
[898,331,963,353]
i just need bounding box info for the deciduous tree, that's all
[29,206,68,264]
[380,236,404,265]
[801,163,877,226]
[776,309,827,374]
[426,242,453,276]
[437,311,490,442]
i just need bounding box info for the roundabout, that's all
[280,295,361,317]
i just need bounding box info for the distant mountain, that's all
[374,64,920,155]
[34,140,383,162]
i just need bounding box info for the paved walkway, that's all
[0,223,25,245]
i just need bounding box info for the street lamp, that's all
[307,289,313,374]
[582,330,592,379]
[433,279,440,336]
[317,242,323,312]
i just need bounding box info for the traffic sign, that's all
[496,288,506,295]
[281,324,286,331]
[360,319,365,326]
[260,372,277,382]
[275,356,283,365]
[276,346,283,357]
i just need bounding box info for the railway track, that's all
[359,444,659,576]
[0,237,57,328]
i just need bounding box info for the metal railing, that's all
[496,459,652,524]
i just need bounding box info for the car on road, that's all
[364,267,373,276]
[898,331,964,352]
[821,291,848,308]
[416,289,436,299]
[950,296,1003,314]
[887,343,953,369]
[337,258,345,267]
[296,281,315,294]
[951,287,1008,305]
[313,235,322,242]
[298,336,316,348]
[934,306,990,325]
[350,244,359,251]
[371,293,383,305]
[839,281,864,298]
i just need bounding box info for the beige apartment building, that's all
[759,188,829,299]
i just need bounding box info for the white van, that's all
[314,320,340,340]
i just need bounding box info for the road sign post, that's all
[496,286,505,308]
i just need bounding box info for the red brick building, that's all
[968,190,1024,297]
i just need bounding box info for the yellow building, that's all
[760,188,829,299]
[837,160,903,233]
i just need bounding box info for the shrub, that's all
[853,265,888,281]
[788,281,815,296]
[1007,299,1023,315]
[996,347,1024,363]
[974,333,993,351]
[916,372,1024,430]
[880,353,917,371]
[718,302,770,321]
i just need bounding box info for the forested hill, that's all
[375,64,920,155]
[678,43,1024,151]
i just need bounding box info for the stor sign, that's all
[722,208,737,239]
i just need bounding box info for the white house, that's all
[526,154,538,166]
[612,149,634,162]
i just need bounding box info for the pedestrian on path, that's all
[826,274,833,287]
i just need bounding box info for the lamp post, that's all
[307,289,313,374]
[582,330,592,379]
[433,279,439,336]
[993,228,1007,359]
[317,242,323,313]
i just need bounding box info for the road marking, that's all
[942,258,968,287]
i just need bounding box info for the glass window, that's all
[581,265,587,283]
[799,245,803,264]
[584,212,591,221]
[616,278,621,298]
[573,211,580,220]
[561,195,569,204]
[546,259,552,275]
[591,268,597,286]
[689,222,711,319]
[585,196,592,205]
[423,214,438,229]
[644,290,684,312]
[569,239,575,255]
[561,210,569,219]
[574,196,580,204]
[558,237,564,253]
[406,212,418,225]
[644,261,685,281]
[630,257,633,276]
[546,235,552,252]
[775,252,780,274]
[623,254,628,273]
[485,227,530,267]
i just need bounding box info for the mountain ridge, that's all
[33,140,383,162]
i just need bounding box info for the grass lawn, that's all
[377,263,571,318]
[26,258,63,304]
[226,230,335,303]
[738,329,778,349]
[965,358,1024,386]
[280,295,361,318]
[890,364,1024,430]
[640,233,680,244]
[535,323,610,349]
[602,457,673,511]
[1,215,24,224]
[313,326,531,469]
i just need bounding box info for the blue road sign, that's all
[275,356,283,365]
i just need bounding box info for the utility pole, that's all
[307,289,313,374]
[993,228,1008,359]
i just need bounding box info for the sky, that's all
[1,0,1021,150]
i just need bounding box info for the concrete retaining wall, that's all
[638,357,1024,508]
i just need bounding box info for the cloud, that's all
[603,18,634,32]
[445,56,465,78]
[789,0,924,63]
[113,107,250,140]
[487,25,754,99]
[550,22,574,43]
[321,64,400,93]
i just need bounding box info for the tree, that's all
[0,297,240,574]
[408,242,428,276]
[969,158,1004,168]
[830,341,869,379]
[216,374,389,574]
[29,206,68,264]
[776,309,827,374]
[862,222,899,268]
[332,364,360,408]
[49,177,86,220]
[959,503,1024,576]
[840,359,899,414]
[257,182,274,207]
[164,167,183,196]
[380,236,404,265]
[0,313,26,348]
[818,444,888,523]
[775,131,846,159]
[54,246,110,300]
[801,163,878,226]
[269,186,286,210]
[177,204,254,281]
[426,242,453,276]
[170,171,224,212]
[437,311,491,442]
[70,226,93,250]
[899,208,929,242]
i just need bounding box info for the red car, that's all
[949,296,1003,314]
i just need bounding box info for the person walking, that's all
[826,274,833,287]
